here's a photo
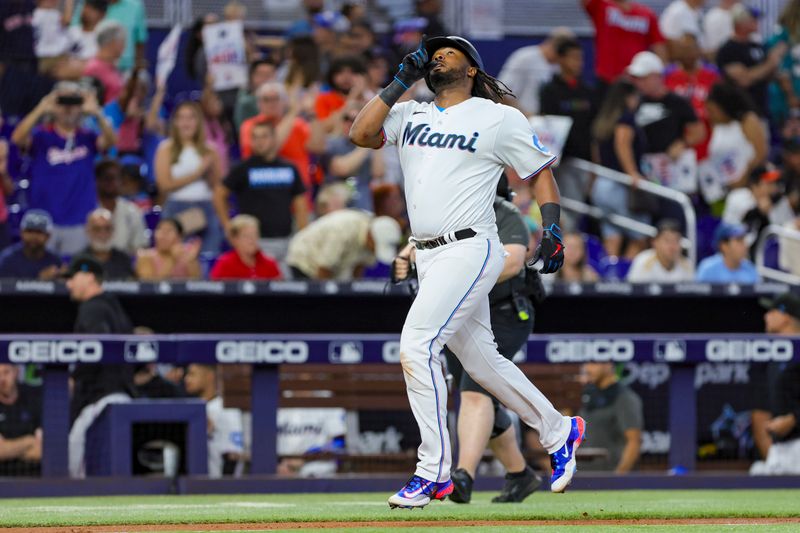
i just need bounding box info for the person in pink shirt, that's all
[83,20,126,104]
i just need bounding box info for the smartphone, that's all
[56,94,84,106]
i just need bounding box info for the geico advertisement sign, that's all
[215,341,309,363]
[8,341,103,363]
[546,340,634,362]
[705,339,793,362]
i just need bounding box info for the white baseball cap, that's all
[369,216,402,264]
[627,51,664,78]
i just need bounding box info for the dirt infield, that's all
[7,518,800,532]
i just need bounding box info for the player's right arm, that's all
[350,37,429,149]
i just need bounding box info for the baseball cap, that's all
[760,293,800,321]
[713,222,747,249]
[731,3,762,23]
[20,209,53,233]
[627,51,664,77]
[312,11,349,32]
[369,216,402,264]
[65,255,105,280]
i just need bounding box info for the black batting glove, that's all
[531,223,565,274]
[394,35,429,89]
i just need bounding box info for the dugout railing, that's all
[755,224,800,285]
[2,333,799,485]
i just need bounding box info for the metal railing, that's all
[755,224,800,285]
[560,158,698,268]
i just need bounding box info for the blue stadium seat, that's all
[584,234,607,273]
[598,255,632,281]
[199,251,219,279]
[763,237,781,270]
[696,215,722,261]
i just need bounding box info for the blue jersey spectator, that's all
[696,222,760,283]
[10,82,116,256]
[0,210,61,280]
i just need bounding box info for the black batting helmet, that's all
[424,35,484,92]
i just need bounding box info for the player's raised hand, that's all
[531,223,565,274]
[395,35,429,89]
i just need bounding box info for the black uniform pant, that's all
[444,300,533,438]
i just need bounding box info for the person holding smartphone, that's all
[11,81,116,255]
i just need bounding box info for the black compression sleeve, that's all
[379,78,409,107]
[540,202,561,229]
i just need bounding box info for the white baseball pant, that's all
[400,235,571,483]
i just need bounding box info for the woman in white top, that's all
[155,101,224,254]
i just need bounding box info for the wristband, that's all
[540,202,561,230]
[379,78,409,107]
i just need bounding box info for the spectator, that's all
[103,69,167,156]
[0,140,13,251]
[372,183,408,230]
[554,232,600,282]
[704,82,768,196]
[716,4,786,118]
[66,0,107,61]
[233,59,277,131]
[215,121,309,265]
[311,11,349,73]
[119,159,153,211]
[0,210,61,279]
[497,27,575,117]
[210,215,281,281]
[314,55,367,122]
[154,101,224,255]
[0,364,42,476]
[578,363,643,473]
[341,1,366,24]
[82,20,126,104]
[0,0,50,118]
[135,218,201,281]
[782,138,800,213]
[277,408,346,477]
[284,0,324,39]
[723,166,795,247]
[315,182,351,216]
[704,0,737,56]
[282,35,321,90]
[340,19,376,57]
[581,0,667,93]
[199,81,232,177]
[415,0,448,37]
[750,296,800,474]
[324,107,384,211]
[184,14,218,86]
[627,219,694,282]
[364,48,390,95]
[659,0,706,57]
[11,82,116,255]
[664,33,720,161]
[286,209,401,280]
[70,0,148,73]
[133,364,184,399]
[79,208,134,279]
[94,159,147,255]
[183,364,244,478]
[628,51,705,174]
[539,37,596,229]
[590,80,650,258]
[66,255,135,477]
[33,0,75,74]
[696,222,760,282]
[768,0,800,123]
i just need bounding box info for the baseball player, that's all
[393,177,544,504]
[350,35,586,509]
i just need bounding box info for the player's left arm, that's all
[530,168,565,274]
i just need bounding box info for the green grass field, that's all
[0,490,798,531]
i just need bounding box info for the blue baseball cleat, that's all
[388,475,454,509]
[549,416,586,493]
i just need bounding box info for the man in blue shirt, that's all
[11,82,116,255]
[696,222,760,283]
[0,210,62,279]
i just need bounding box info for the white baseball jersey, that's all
[382,98,556,239]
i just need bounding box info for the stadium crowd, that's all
[1,0,800,482]
[0,0,798,284]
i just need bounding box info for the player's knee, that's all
[460,390,492,410]
[490,406,512,439]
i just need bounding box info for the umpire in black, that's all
[392,176,542,503]
[65,255,136,477]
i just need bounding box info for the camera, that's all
[56,94,84,106]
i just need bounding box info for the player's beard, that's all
[429,63,468,92]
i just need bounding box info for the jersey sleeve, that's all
[494,107,557,180]
[381,101,415,146]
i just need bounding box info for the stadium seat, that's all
[696,215,722,261]
[763,237,782,270]
[597,255,632,281]
[584,234,607,273]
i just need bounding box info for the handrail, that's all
[562,158,697,267]
[755,224,800,285]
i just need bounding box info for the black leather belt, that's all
[413,228,477,250]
